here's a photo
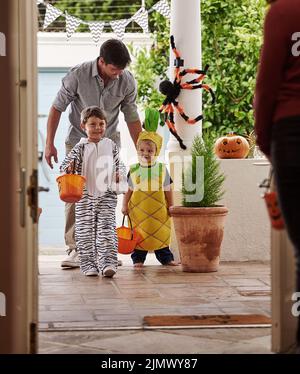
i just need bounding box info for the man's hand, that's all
[45,143,58,169]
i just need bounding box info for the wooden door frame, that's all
[0,0,38,354]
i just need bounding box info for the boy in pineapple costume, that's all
[122,130,178,267]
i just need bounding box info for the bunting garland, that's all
[37,0,170,43]
[152,0,171,18]
[66,12,81,40]
[89,21,105,45]
[132,7,149,34]
[43,3,63,30]
[110,19,131,40]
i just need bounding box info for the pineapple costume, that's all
[127,130,173,258]
[128,161,171,251]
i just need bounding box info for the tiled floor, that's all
[39,254,271,353]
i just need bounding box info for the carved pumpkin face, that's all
[264,191,285,230]
[214,133,250,159]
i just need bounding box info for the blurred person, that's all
[254,0,300,352]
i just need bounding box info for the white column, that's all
[167,0,202,261]
[167,0,202,152]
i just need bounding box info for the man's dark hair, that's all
[99,39,131,69]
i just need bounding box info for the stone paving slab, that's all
[39,255,271,332]
[39,328,271,354]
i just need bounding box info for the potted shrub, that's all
[169,133,228,272]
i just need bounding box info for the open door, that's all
[271,222,298,352]
[0,0,38,353]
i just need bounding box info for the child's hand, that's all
[66,161,75,174]
[121,205,129,215]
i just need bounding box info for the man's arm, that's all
[126,120,142,148]
[121,72,142,147]
[45,106,62,169]
[45,68,79,168]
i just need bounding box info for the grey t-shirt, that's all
[52,58,140,147]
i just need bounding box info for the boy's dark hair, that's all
[99,39,131,69]
[80,106,107,124]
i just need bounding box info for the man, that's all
[45,38,142,268]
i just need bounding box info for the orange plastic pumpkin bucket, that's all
[56,174,86,203]
[117,215,143,254]
[263,191,285,230]
[260,171,285,230]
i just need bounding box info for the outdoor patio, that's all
[39,253,271,354]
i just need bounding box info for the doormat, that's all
[143,314,271,327]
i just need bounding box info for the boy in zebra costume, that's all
[60,106,125,277]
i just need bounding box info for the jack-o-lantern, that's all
[263,191,285,230]
[214,133,250,159]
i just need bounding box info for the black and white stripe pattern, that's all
[132,7,149,34]
[60,140,120,275]
[89,21,105,45]
[60,142,84,175]
[43,3,63,30]
[110,19,130,39]
[75,191,118,274]
[152,0,170,19]
[66,12,81,40]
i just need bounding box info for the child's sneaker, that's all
[84,268,99,276]
[103,266,116,278]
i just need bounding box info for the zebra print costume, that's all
[60,138,124,275]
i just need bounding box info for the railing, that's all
[37,1,157,33]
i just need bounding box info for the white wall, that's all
[38,32,152,68]
[219,159,271,261]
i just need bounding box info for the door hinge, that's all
[27,169,38,224]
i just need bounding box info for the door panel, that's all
[271,226,297,352]
[0,0,38,353]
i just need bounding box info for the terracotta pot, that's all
[169,206,228,272]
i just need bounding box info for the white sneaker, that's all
[103,266,116,278]
[61,251,80,268]
[85,269,99,276]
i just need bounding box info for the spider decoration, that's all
[159,35,216,149]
